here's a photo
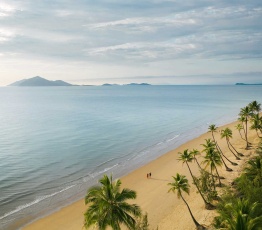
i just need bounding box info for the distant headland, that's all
[235,83,262,85]
[9,76,73,87]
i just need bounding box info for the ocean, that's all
[0,85,261,229]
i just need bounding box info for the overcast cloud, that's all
[0,0,261,85]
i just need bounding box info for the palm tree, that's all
[178,150,214,209]
[84,174,141,230]
[249,100,261,115]
[221,128,241,160]
[208,124,218,141]
[203,138,234,169]
[168,173,206,230]
[235,123,246,141]
[238,115,248,141]
[239,106,253,149]
[208,125,234,171]
[215,141,238,166]
[202,140,223,187]
[190,149,202,169]
[250,113,262,137]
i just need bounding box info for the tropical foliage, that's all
[193,169,218,202]
[178,149,214,209]
[208,126,234,170]
[221,127,242,159]
[202,139,223,187]
[83,100,262,230]
[213,143,262,229]
[239,106,253,149]
[84,174,141,230]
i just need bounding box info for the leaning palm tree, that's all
[235,123,246,141]
[221,128,242,160]
[202,140,223,187]
[239,106,253,149]
[238,115,248,141]
[203,138,234,169]
[215,140,238,166]
[168,173,206,230]
[178,150,214,209]
[208,124,218,141]
[208,125,234,171]
[190,149,202,169]
[84,174,141,230]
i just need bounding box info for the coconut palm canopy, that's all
[84,174,141,230]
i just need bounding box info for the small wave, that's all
[0,185,75,220]
[83,164,119,182]
[166,134,180,142]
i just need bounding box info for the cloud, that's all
[88,16,196,33]
[0,0,262,85]
[0,2,16,17]
[85,41,196,61]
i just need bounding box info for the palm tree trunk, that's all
[215,141,233,171]
[185,162,214,210]
[255,129,261,138]
[195,157,202,170]
[238,130,246,141]
[214,165,222,187]
[216,142,237,166]
[210,168,216,191]
[226,139,240,160]
[213,135,233,171]
[228,141,244,157]
[179,191,205,229]
[245,119,249,149]
[211,132,215,142]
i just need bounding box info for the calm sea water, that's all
[0,85,261,229]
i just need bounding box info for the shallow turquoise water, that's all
[0,85,261,229]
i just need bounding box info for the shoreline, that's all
[22,118,260,230]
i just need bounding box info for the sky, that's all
[0,0,261,86]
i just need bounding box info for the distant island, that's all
[9,76,73,87]
[8,76,152,87]
[102,83,151,86]
[236,83,262,85]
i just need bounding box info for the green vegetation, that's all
[209,124,234,170]
[202,139,223,187]
[236,123,246,141]
[213,148,262,229]
[178,149,214,209]
[83,100,262,230]
[221,127,242,159]
[84,174,141,230]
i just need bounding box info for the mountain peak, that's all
[8,76,72,87]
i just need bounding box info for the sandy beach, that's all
[23,119,261,230]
